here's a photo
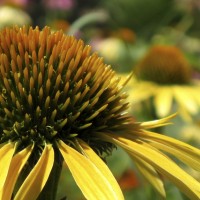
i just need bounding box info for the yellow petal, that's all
[131,155,166,198]
[154,87,173,117]
[131,82,156,103]
[58,140,122,200]
[149,140,200,171]
[140,113,176,129]
[77,139,124,199]
[138,130,200,171]
[173,86,198,114]
[100,133,200,200]
[0,142,15,189]
[119,72,134,90]
[1,145,34,200]
[14,144,54,200]
[191,87,200,106]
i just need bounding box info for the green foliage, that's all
[101,0,183,37]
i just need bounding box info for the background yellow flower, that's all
[129,45,200,122]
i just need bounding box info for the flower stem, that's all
[67,10,109,35]
[37,149,63,200]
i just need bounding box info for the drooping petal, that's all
[1,145,34,200]
[14,144,54,200]
[77,138,124,199]
[131,82,156,103]
[0,142,16,189]
[131,154,166,198]
[99,133,200,200]
[140,113,176,129]
[119,71,135,91]
[137,130,200,171]
[173,86,198,114]
[58,140,123,200]
[154,87,173,117]
[190,86,200,106]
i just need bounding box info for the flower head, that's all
[0,27,200,200]
[0,26,127,156]
[135,45,191,85]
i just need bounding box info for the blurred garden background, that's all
[1,0,200,199]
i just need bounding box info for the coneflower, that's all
[0,27,200,200]
[132,45,200,121]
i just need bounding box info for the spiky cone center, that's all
[135,45,192,85]
[0,26,130,157]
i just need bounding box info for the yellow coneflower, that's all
[132,45,200,121]
[0,27,200,200]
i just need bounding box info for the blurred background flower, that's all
[130,45,200,122]
[0,0,29,7]
[42,0,74,10]
[0,5,31,28]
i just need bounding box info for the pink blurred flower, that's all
[43,0,74,10]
